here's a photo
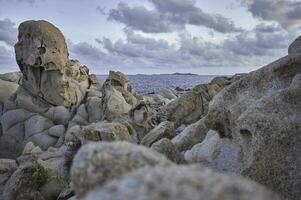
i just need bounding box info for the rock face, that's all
[1,19,300,200]
[205,50,301,199]
[157,76,232,127]
[71,142,172,197]
[84,165,280,200]
[15,20,87,108]
[0,79,19,103]
[288,36,301,55]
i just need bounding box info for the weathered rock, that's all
[129,101,154,141]
[157,77,231,127]
[86,97,102,123]
[0,109,35,158]
[141,121,175,147]
[79,121,131,144]
[2,163,45,200]
[15,20,87,108]
[0,79,19,103]
[71,142,172,197]
[101,84,131,121]
[88,74,102,90]
[106,71,130,91]
[68,104,89,128]
[151,138,185,164]
[44,106,71,125]
[0,159,18,199]
[184,130,219,163]
[288,35,301,55]
[171,118,208,152]
[205,47,301,199]
[159,89,177,100]
[84,165,280,200]
[0,71,22,84]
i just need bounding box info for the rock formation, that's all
[0,19,300,200]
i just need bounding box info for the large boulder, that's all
[0,79,19,103]
[171,118,208,152]
[0,159,18,199]
[141,121,175,147]
[14,20,87,108]
[288,35,301,55]
[84,165,280,200]
[71,142,172,197]
[0,71,22,84]
[157,76,232,127]
[205,41,301,199]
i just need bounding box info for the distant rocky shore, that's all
[0,20,300,200]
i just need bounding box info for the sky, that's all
[0,0,301,75]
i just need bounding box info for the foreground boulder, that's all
[205,40,301,199]
[84,165,280,200]
[71,142,172,197]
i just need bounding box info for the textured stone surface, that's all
[84,165,280,200]
[14,20,87,108]
[157,77,231,127]
[141,121,175,147]
[171,118,208,152]
[0,79,19,103]
[80,121,131,144]
[71,142,172,197]
[205,52,301,199]
[151,138,185,164]
[288,35,301,55]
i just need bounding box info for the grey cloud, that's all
[0,46,18,72]
[108,3,182,33]
[108,1,242,33]
[0,19,18,46]
[241,0,301,30]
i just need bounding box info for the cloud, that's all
[0,46,18,72]
[241,0,301,30]
[0,18,18,46]
[67,25,296,74]
[108,1,242,33]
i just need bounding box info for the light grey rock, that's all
[184,130,219,163]
[101,85,131,121]
[79,121,131,144]
[0,71,22,84]
[159,89,177,100]
[68,104,89,128]
[288,35,301,55]
[151,138,185,164]
[171,118,208,152]
[157,77,231,127]
[48,125,65,138]
[24,114,54,139]
[0,79,19,103]
[71,141,172,197]
[141,121,175,147]
[0,109,34,158]
[129,101,154,142]
[0,159,18,199]
[2,164,45,200]
[44,106,71,125]
[84,165,280,200]
[15,20,87,108]
[106,70,130,91]
[86,96,102,123]
[205,49,301,199]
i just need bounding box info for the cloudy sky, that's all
[0,0,300,75]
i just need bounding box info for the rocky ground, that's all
[0,20,300,200]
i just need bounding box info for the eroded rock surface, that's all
[205,49,301,199]
[84,165,280,200]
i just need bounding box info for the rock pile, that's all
[0,20,300,200]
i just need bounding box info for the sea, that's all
[97,74,216,94]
